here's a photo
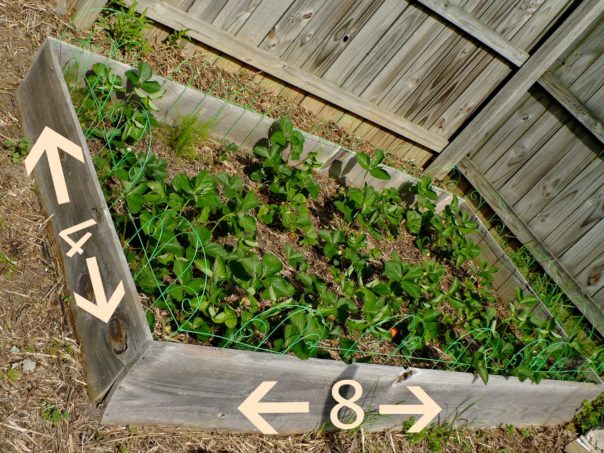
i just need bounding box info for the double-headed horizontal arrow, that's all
[239,381,440,434]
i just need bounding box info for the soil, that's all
[123,128,483,371]
[0,1,583,451]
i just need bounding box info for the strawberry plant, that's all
[68,63,598,385]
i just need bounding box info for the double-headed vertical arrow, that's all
[24,126,84,205]
[25,127,124,323]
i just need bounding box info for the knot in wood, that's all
[108,315,128,355]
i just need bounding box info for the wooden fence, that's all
[63,0,604,336]
[66,0,577,167]
[427,1,604,335]
[16,38,603,433]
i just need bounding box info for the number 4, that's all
[59,218,97,258]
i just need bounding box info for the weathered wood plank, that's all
[427,56,510,137]
[586,83,604,121]
[542,181,604,258]
[364,13,461,107]
[378,0,502,117]
[510,0,573,51]
[529,159,604,250]
[102,341,601,432]
[472,55,602,175]
[321,0,407,83]
[72,0,107,29]
[187,0,229,23]
[538,71,604,144]
[551,19,604,85]
[164,0,194,9]
[124,0,449,151]
[411,0,530,134]
[469,89,550,169]
[417,0,529,65]
[236,0,295,46]
[424,0,550,135]
[458,157,604,336]
[426,0,604,178]
[16,39,152,400]
[512,140,595,222]
[295,0,386,76]
[211,0,263,35]
[344,5,434,98]
[497,117,587,207]
[258,0,326,55]
[467,0,541,44]
[400,39,501,128]
[561,219,604,296]
[483,104,568,190]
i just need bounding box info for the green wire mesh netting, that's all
[55,4,604,384]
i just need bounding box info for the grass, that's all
[166,115,216,159]
[573,392,604,434]
[41,403,70,423]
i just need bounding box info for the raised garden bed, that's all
[17,38,602,433]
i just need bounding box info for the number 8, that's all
[330,379,364,430]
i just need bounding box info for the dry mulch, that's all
[0,1,582,451]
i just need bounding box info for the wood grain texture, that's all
[72,0,107,28]
[296,0,385,75]
[361,10,458,106]
[417,0,529,66]
[341,3,428,97]
[510,0,573,51]
[482,103,568,190]
[470,89,551,170]
[538,71,604,144]
[530,159,604,251]
[258,0,326,55]
[551,19,604,85]
[188,0,229,23]
[321,0,407,83]
[498,121,588,208]
[425,0,548,135]
[426,0,604,178]
[16,39,152,400]
[459,157,604,336]
[211,0,263,35]
[512,137,595,222]
[542,180,604,258]
[124,0,448,151]
[102,341,601,432]
[236,0,295,46]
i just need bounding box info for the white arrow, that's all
[74,257,124,323]
[238,381,310,434]
[379,386,441,433]
[24,126,84,205]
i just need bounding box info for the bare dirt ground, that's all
[0,1,582,451]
